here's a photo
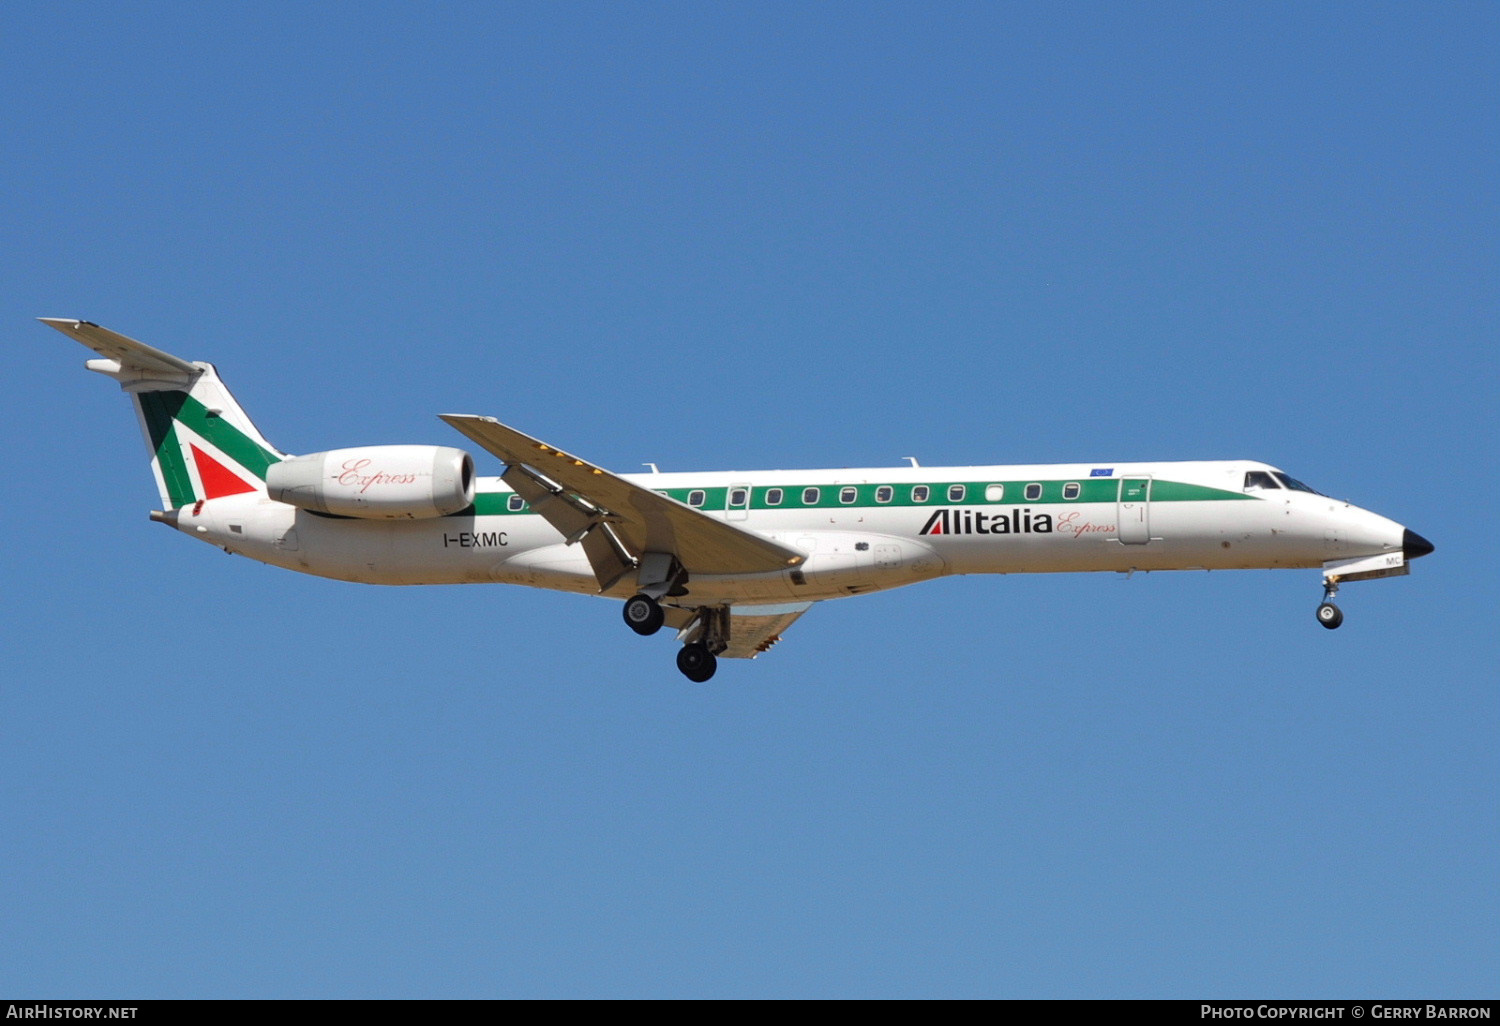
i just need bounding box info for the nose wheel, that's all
[1316,580,1343,630]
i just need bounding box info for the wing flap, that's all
[578,522,637,593]
[441,414,805,579]
[502,462,603,540]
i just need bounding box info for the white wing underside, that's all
[722,603,814,659]
[441,413,804,582]
[662,602,813,659]
[442,414,814,657]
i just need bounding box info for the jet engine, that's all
[265,445,475,519]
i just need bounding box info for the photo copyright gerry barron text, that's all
[1202,1007,1491,1021]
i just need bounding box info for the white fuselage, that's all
[169,459,1409,607]
[41,316,1428,678]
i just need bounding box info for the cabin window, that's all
[1024,483,1042,501]
[688,489,706,507]
[947,484,966,503]
[875,486,893,503]
[985,483,1004,502]
[1063,482,1080,500]
[802,487,820,505]
[839,487,857,504]
[912,485,930,503]
[765,487,783,506]
[730,488,748,507]
[1244,471,1280,491]
[507,494,525,512]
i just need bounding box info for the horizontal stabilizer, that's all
[42,318,283,508]
[39,318,197,384]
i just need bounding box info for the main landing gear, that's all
[623,593,665,635]
[673,607,729,682]
[623,593,726,682]
[676,643,717,683]
[1316,580,1343,630]
[623,555,724,680]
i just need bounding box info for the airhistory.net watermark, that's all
[6,1007,137,1020]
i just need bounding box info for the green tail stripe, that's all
[138,390,281,508]
[138,392,197,508]
[172,391,280,479]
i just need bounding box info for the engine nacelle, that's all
[266,445,475,519]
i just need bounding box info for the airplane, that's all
[42,317,1434,682]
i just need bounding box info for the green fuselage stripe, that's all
[456,477,1253,517]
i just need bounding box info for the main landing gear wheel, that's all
[677,643,717,683]
[1316,602,1344,630]
[623,594,665,636]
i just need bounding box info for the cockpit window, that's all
[1244,471,1280,490]
[1273,472,1321,495]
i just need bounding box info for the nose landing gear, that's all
[1316,580,1343,630]
[1316,602,1343,629]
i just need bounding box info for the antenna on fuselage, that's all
[643,463,660,474]
[903,457,920,468]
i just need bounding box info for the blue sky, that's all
[3,1,1495,998]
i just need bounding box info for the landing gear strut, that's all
[1316,579,1343,630]
[623,593,665,635]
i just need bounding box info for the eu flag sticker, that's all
[1090,468,1114,477]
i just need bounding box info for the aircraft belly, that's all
[677,572,804,604]
[185,494,1339,590]
[269,513,573,586]
[648,528,947,604]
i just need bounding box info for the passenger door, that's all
[1117,476,1152,544]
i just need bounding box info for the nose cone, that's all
[1403,529,1435,560]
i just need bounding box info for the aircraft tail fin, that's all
[40,319,287,510]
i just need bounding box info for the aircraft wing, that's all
[440,414,806,591]
[718,602,815,660]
